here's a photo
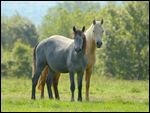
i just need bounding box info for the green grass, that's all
[1,75,149,112]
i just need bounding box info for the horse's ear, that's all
[93,19,96,25]
[101,19,103,25]
[82,26,85,32]
[73,26,76,33]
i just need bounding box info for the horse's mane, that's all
[82,36,86,54]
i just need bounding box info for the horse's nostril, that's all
[96,41,102,48]
[97,42,101,45]
[96,42,99,45]
[75,48,81,53]
[100,42,102,46]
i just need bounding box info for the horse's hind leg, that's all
[31,64,46,99]
[40,66,49,98]
[40,81,45,99]
[53,73,60,99]
[46,68,55,99]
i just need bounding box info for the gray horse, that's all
[31,26,87,101]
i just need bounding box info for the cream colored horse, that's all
[36,19,104,101]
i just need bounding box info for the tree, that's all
[1,13,38,50]
[1,40,32,77]
[96,1,149,80]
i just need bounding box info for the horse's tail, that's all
[37,66,49,91]
[32,43,48,91]
[32,43,38,78]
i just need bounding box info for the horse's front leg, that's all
[85,67,92,101]
[77,71,84,101]
[69,72,75,101]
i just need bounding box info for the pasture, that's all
[1,74,149,112]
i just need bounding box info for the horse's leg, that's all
[40,66,48,99]
[77,71,84,101]
[53,73,60,100]
[46,68,55,99]
[85,67,92,101]
[31,64,45,99]
[69,72,75,101]
[40,82,45,99]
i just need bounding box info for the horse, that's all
[31,26,87,101]
[37,19,104,101]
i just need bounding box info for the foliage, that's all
[1,13,38,49]
[1,40,32,78]
[98,1,149,80]
[1,1,149,80]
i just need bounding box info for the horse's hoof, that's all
[49,97,54,99]
[86,97,89,101]
[56,97,60,100]
[78,97,82,101]
[41,96,44,99]
[31,96,36,100]
[71,98,74,102]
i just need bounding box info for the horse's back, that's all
[46,35,73,46]
[36,35,73,73]
[36,35,73,52]
[50,35,73,42]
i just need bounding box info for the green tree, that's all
[1,40,32,77]
[12,40,32,77]
[1,13,38,50]
[96,1,149,80]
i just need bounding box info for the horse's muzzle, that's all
[96,41,102,48]
[75,48,82,53]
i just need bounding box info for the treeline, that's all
[1,14,38,77]
[1,1,149,80]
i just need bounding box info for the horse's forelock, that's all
[82,36,86,54]
[75,30,82,36]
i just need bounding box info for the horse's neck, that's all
[85,25,96,55]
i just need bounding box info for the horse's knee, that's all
[70,83,75,92]
[78,81,82,89]
[32,77,38,87]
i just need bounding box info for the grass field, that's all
[1,74,149,112]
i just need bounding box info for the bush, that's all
[1,40,32,78]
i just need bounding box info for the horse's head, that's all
[73,26,86,54]
[92,19,104,48]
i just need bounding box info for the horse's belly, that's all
[48,56,69,73]
[51,65,69,73]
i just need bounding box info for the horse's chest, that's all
[86,54,95,66]
[68,56,87,72]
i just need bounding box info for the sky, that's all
[1,1,122,26]
[1,1,61,26]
